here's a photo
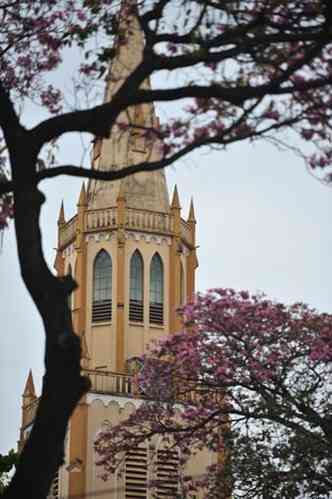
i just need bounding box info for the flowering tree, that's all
[1,0,332,497]
[95,289,332,498]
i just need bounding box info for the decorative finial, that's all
[171,185,181,209]
[77,182,87,207]
[23,369,36,397]
[188,197,196,222]
[58,201,65,225]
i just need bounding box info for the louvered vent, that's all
[92,299,112,322]
[125,448,147,498]
[47,471,59,499]
[129,299,143,322]
[156,449,179,498]
[149,302,163,325]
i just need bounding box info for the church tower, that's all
[18,3,216,498]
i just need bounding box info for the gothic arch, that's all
[92,249,112,322]
[129,249,144,322]
[149,252,164,325]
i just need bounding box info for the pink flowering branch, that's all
[95,289,332,498]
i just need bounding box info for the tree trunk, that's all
[4,148,89,499]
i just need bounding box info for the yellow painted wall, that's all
[83,396,215,499]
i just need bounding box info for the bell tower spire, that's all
[88,0,169,212]
[25,3,208,497]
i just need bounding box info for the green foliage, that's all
[0,450,18,495]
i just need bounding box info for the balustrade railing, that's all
[126,208,173,234]
[85,208,117,231]
[21,372,223,429]
[178,385,224,405]
[84,369,132,396]
[83,369,223,405]
[59,207,192,248]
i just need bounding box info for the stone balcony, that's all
[58,207,194,249]
[21,370,133,430]
[84,369,224,405]
[22,369,223,429]
[84,368,133,397]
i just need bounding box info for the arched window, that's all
[67,264,73,310]
[129,250,144,322]
[92,250,112,322]
[149,253,164,325]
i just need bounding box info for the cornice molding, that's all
[86,393,142,409]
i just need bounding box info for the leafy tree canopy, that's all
[0,451,18,496]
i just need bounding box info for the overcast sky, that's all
[1,134,331,455]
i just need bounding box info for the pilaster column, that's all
[116,184,126,371]
[68,402,88,499]
[169,186,182,334]
[68,183,88,499]
[54,201,65,276]
[186,198,197,301]
[73,184,88,341]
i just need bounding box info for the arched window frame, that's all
[92,250,112,322]
[129,250,144,322]
[149,253,164,325]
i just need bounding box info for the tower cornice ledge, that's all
[58,206,195,250]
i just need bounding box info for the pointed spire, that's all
[171,185,181,210]
[57,201,65,225]
[23,370,36,398]
[77,182,87,207]
[188,197,196,222]
[104,0,145,101]
[87,0,170,213]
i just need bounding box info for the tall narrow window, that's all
[124,445,180,499]
[125,447,147,498]
[149,253,164,325]
[156,448,180,498]
[67,264,73,310]
[92,250,112,322]
[129,250,144,322]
